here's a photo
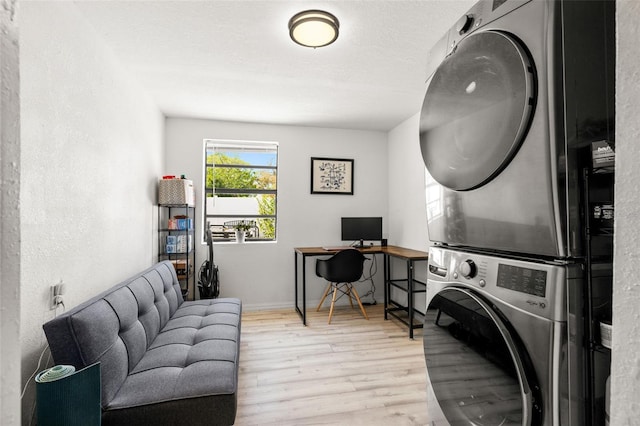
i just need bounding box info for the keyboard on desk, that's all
[321,246,355,251]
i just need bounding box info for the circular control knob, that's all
[479,279,486,288]
[459,260,477,279]
[455,14,474,35]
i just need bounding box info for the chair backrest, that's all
[315,249,366,283]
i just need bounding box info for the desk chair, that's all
[315,249,369,324]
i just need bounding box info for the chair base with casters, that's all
[315,248,369,324]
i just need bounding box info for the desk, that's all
[294,245,429,338]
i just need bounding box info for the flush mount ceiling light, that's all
[289,10,340,48]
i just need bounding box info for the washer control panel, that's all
[428,246,569,321]
[496,263,547,297]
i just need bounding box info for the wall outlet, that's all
[49,286,57,310]
[50,282,65,310]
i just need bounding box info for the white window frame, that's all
[203,139,278,243]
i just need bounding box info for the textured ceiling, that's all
[75,0,475,131]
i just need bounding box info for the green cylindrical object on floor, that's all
[36,362,101,426]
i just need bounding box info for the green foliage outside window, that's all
[207,153,256,196]
[257,195,276,238]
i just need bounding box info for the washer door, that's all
[419,30,536,191]
[424,287,541,425]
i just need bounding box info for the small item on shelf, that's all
[168,217,193,230]
[601,204,614,221]
[593,205,601,219]
[170,260,192,279]
[599,320,612,349]
[591,140,615,169]
[166,235,193,254]
[592,203,614,230]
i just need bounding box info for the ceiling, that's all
[74,0,475,132]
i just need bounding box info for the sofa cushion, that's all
[103,298,242,426]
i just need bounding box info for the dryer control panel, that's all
[445,0,533,54]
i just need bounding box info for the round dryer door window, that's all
[424,288,541,425]
[419,31,536,191]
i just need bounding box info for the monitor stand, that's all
[353,239,365,248]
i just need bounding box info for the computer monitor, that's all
[341,217,383,248]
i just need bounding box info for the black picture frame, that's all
[310,157,354,195]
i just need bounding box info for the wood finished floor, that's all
[235,304,431,426]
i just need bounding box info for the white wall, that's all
[387,112,430,314]
[165,118,388,309]
[19,3,164,424]
[1,2,21,425]
[387,112,429,251]
[611,2,640,423]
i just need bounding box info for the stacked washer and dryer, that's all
[419,0,614,425]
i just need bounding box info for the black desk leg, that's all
[294,252,308,326]
[383,254,389,320]
[408,260,414,339]
[302,255,306,325]
[294,252,301,321]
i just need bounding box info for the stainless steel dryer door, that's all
[420,30,535,191]
[424,287,542,425]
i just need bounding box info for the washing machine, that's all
[419,0,615,259]
[424,246,584,425]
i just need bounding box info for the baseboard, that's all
[241,301,294,312]
[241,298,377,312]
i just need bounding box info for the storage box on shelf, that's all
[158,178,195,206]
[170,259,193,281]
[166,234,193,254]
[168,217,193,230]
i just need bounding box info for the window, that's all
[425,170,443,222]
[203,140,278,242]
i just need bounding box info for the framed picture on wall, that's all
[310,157,354,195]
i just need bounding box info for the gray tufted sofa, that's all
[43,261,242,425]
